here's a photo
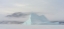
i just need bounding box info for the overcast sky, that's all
[0,0,64,21]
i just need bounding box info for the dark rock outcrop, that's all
[6,12,29,17]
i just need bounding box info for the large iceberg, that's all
[23,13,60,25]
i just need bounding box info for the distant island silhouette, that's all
[6,12,29,17]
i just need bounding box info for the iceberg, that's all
[22,13,59,25]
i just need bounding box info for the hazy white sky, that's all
[0,0,64,21]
